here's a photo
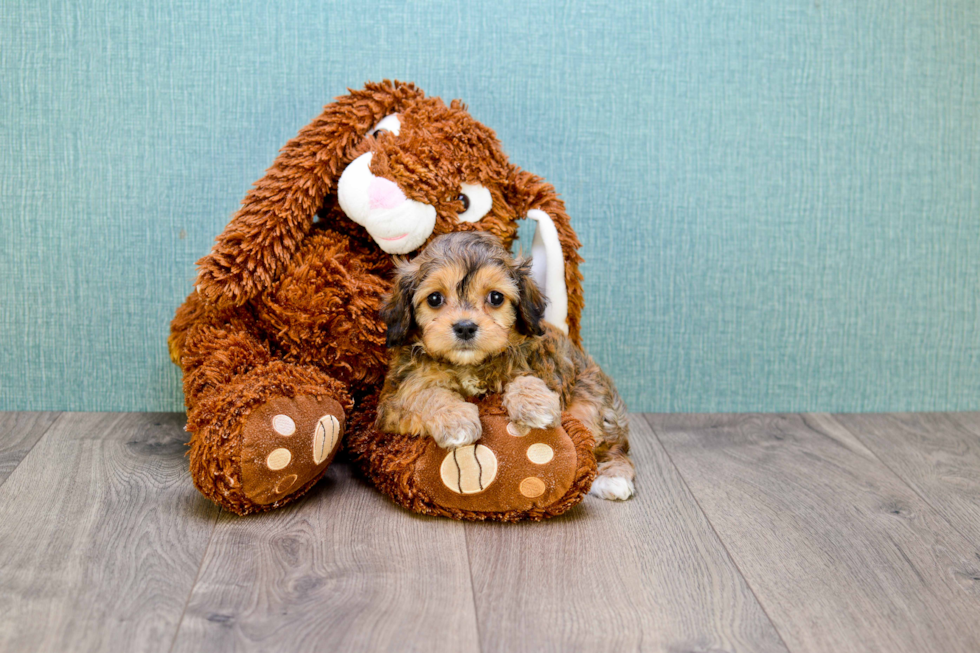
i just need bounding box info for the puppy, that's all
[377,231,635,500]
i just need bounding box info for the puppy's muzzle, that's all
[452,320,479,341]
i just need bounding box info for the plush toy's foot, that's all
[186,361,352,515]
[416,412,583,515]
[346,394,597,522]
[239,395,346,506]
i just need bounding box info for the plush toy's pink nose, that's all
[368,176,406,210]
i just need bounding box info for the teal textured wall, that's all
[2,0,978,412]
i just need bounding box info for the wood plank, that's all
[465,415,789,653]
[0,412,60,484]
[651,413,980,653]
[831,413,980,544]
[950,412,980,437]
[0,412,219,652]
[171,460,480,653]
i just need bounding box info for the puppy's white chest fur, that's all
[457,371,486,398]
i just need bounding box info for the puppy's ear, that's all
[513,257,548,337]
[380,260,422,348]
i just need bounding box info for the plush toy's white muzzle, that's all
[337,153,438,255]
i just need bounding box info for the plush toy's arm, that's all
[169,290,272,400]
[195,81,426,311]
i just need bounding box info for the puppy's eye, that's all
[457,193,470,211]
[426,292,444,308]
[487,291,505,307]
[372,128,388,138]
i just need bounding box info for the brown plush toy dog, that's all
[169,80,596,518]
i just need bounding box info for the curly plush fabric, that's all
[170,81,593,517]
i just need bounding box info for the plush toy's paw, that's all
[412,402,595,520]
[427,401,482,449]
[589,474,635,501]
[502,376,561,430]
[239,395,345,506]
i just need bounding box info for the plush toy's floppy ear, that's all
[195,80,426,310]
[507,168,585,346]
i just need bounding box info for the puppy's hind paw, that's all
[589,475,635,501]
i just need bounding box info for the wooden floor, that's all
[0,412,978,652]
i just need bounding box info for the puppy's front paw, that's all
[428,402,482,449]
[503,376,561,430]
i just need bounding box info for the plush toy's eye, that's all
[487,291,505,307]
[426,292,444,308]
[455,183,492,223]
[369,114,402,139]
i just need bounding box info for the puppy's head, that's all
[380,232,547,365]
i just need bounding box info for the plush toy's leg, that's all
[175,304,352,515]
[185,362,351,514]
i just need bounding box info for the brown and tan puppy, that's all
[378,232,635,500]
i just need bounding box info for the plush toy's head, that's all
[194,80,584,342]
[337,97,514,255]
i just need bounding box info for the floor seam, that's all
[462,524,485,653]
[0,412,65,492]
[642,413,797,653]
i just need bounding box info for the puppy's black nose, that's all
[452,320,479,341]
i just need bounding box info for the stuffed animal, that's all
[169,80,596,519]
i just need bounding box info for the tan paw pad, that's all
[313,415,341,465]
[526,443,554,464]
[441,444,497,494]
[506,422,530,437]
[519,476,546,498]
[272,414,296,436]
[275,474,298,494]
[266,448,291,470]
